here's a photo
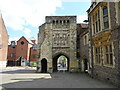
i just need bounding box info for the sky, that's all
[0,0,91,43]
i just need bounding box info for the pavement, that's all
[0,67,117,88]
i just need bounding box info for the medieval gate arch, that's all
[52,52,69,72]
[37,16,79,73]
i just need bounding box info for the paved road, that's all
[0,67,117,88]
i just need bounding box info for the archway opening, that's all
[53,54,69,72]
[41,58,47,73]
[16,56,22,66]
[82,58,88,73]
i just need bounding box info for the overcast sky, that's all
[0,0,91,42]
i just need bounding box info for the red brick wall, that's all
[29,47,38,62]
[7,45,16,61]
[0,14,9,62]
[27,43,32,60]
[16,37,31,60]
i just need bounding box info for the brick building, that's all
[29,40,38,63]
[7,36,37,66]
[0,13,9,67]
[87,1,120,87]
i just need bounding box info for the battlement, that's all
[45,16,76,24]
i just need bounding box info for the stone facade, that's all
[87,2,120,87]
[0,13,9,67]
[37,16,79,73]
[77,24,89,72]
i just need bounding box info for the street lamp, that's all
[83,20,89,23]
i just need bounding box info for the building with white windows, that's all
[87,1,120,87]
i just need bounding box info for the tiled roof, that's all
[80,23,88,29]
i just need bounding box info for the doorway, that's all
[41,58,47,73]
[82,58,88,73]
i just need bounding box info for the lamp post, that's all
[83,20,89,23]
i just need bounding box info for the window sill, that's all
[94,63,101,66]
[94,63,114,68]
[84,44,89,46]
[103,64,114,68]
[92,28,110,36]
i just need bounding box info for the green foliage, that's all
[58,55,67,63]
[62,56,66,63]
[30,62,37,67]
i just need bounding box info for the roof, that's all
[80,23,88,29]
[17,36,34,44]
[29,37,36,40]
[9,36,36,45]
[46,16,76,18]
[26,38,34,44]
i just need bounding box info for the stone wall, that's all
[79,26,89,72]
[88,2,120,87]
[38,16,79,73]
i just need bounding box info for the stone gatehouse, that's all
[37,16,79,73]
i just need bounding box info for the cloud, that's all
[61,0,91,2]
[61,0,119,2]
[23,28,31,38]
[8,37,19,43]
[77,14,88,23]
[0,0,62,30]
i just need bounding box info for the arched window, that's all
[60,20,62,24]
[63,20,66,24]
[53,20,55,24]
[67,20,70,24]
[56,20,58,24]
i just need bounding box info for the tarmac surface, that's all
[0,67,117,88]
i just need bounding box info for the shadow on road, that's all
[1,67,118,88]
[1,72,117,88]
[1,68,36,74]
